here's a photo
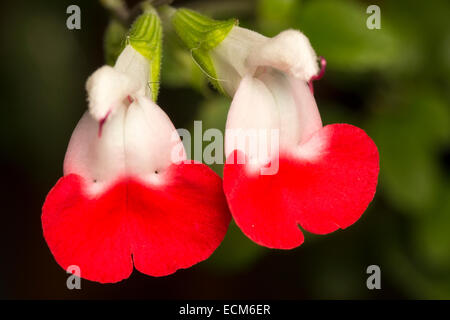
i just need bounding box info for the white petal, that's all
[86,65,140,121]
[256,70,303,148]
[114,45,150,98]
[225,71,323,166]
[246,30,319,81]
[85,45,150,122]
[64,105,127,195]
[288,76,322,143]
[124,96,186,185]
[212,28,319,95]
[211,26,267,95]
[225,75,279,165]
[64,96,186,195]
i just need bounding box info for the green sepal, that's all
[127,8,163,101]
[172,8,237,95]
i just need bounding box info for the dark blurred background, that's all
[0,0,449,299]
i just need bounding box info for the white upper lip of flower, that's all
[211,27,319,96]
[246,29,319,81]
[86,45,150,122]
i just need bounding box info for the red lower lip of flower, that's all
[223,123,379,249]
[42,162,231,283]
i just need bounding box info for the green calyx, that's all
[127,7,163,101]
[172,8,237,94]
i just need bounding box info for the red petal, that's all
[223,124,379,249]
[42,162,231,283]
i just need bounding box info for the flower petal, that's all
[224,75,279,162]
[129,162,231,277]
[42,162,231,282]
[42,174,133,283]
[124,96,186,180]
[224,73,323,170]
[211,28,320,95]
[211,26,267,95]
[86,66,139,121]
[246,30,319,81]
[86,45,150,122]
[114,45,150,98]
[63,107,128,195]
[223,124,379,249]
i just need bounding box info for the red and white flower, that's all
[42,45,231,283]
[213,27,379,249]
